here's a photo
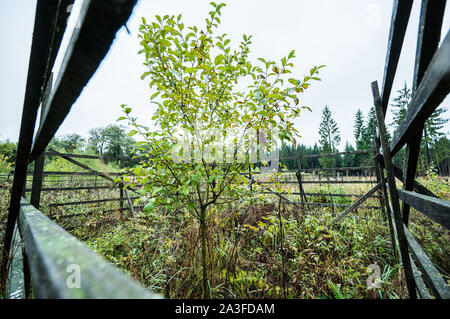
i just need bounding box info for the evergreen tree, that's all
[319,105,340,168]
[389,83,411,168]
[353,109,366,167]
[363,107,377,144]
[343,141,355,168]
[358,106,378,165]
[390,82,411,133]
[390,82,448,168]
[423,106,448,166]
[354,109,365,146]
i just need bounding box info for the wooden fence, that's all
[0,0,159,299]
[245,149,383,215]
[333,0,450,299]
[2,0,449,300]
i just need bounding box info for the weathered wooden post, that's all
[249,164,253,192]
[295,152,310,211]
[295,152,304,211]
[329,192,335,216]
[119,154,124,221]
[30,74,52,209]
[372,81,416,298]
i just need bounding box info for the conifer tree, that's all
[319,105,340,168]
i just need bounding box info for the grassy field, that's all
[0,170,448,299]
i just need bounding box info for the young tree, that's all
[318,105,340,168]
[119,2,323,297]
[49,134,85,153]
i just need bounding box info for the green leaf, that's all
[141,72,151,80]
[288,50,295,59]
[117,117,126,122]
[288,78,297,86]
[151,91,160,100]
[214,54,224,65]
[129,130,138,137]
[143,199,156,215]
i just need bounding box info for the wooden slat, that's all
[25,185,120,192]
[398,189,450,230]
[18,198,159,298]
[380,0,414,114]
[45,151,143,162]
[331,182,382,224]
[240,166,374,175]
[374,136,398,258]
[393,164,437,198]
[47,197,139,208]
[299,166,374,173]
[281,150,371,161]
[52,206,144,220]
[256,180,377,184]
[385,202,431,299]
[262,192,380,199]
[412,0,447,91]
[29,171,121,176]
[410,259,433,299]
[401,136,422,225]
[401,0,446,226]
[124,189,136,217]
[47,149,116,182]
[5,225,25,299]
[372,81,417,298]
[31,73,53,209]
[403,225,450,298]
[29,0,138,162]
[283,202,379,210]
[2,0,72,284]
[45,151,105,160]
[390,30,450,156]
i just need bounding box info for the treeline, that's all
[1,82,448,175]
[0,125,138,173]
[280,83,449,175]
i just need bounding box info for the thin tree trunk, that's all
[423,127,432,168]
[200,205,208,298]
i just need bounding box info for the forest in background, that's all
[1,83,447,176]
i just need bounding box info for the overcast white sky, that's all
[0,0,449,150]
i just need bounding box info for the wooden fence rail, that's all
[8,198,159,298]
[1,0,151,298]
